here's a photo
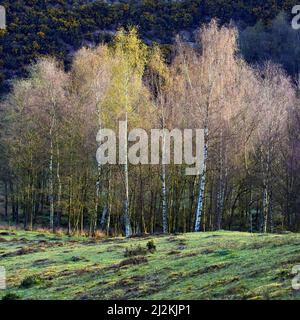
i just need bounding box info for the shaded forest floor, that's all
[0,230,300,300]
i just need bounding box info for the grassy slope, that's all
[0,230,300,300]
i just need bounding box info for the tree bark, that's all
[195,128,208,232]
[49,115,55,232]
[124,112,131,237]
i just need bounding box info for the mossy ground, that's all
[0,230,300,300]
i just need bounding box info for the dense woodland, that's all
[0,21,300,236]
[1,1,300,93]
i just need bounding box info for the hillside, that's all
[1,0,299,93]
[0,230,300,300]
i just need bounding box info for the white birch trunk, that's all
[93,165,101,235]
[49,116,55,232]
[161,163,168,234]
[100,207,107,229]
[94,98,102,236]
[56,142,62,227]
[194,128,208,232]
[263,185,269,233]
[124,112,131,237]
[217,129,226,230]
[262,148,270,233]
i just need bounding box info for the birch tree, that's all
[104,28,148,237]
[71,45,112,235]
[147,45,172,233]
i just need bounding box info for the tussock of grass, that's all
[124,246,147,257]
[2,293,21,300]
[119,256,148,267]
[20,275,43,288]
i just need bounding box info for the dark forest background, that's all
[1,0,300,93]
